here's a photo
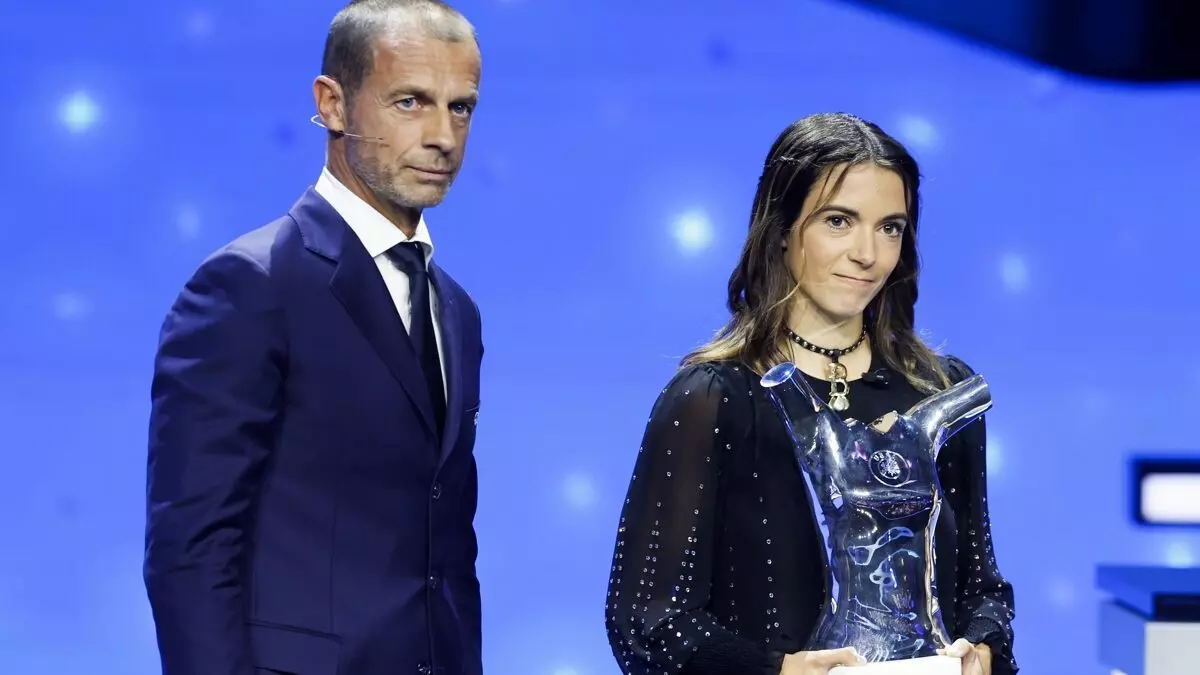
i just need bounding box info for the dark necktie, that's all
[386,242,446,436]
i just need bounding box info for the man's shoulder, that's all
[200,213,304,277]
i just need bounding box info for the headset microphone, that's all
[309,114,387,143]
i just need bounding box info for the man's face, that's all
[343,29,481,210]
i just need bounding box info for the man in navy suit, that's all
[143,2,484,674]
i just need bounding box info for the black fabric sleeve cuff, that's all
[961,617,1016,674]
[679,629,784,675]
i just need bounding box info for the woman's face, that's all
[784,163,909,327]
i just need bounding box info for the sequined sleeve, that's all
[605,364,781,675]
[943,357,1018,674]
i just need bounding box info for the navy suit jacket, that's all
[144,188,484,675]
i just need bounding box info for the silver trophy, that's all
[760,363,991,674]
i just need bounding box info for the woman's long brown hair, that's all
[683,112,950,393]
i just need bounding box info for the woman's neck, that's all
[786,305,865,349]
[783,303,872,381]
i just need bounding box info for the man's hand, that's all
[938,639,991,675]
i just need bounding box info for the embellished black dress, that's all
[604,356,1017,674]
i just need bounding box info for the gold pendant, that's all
[829,382,850,411]
[827,362,850,411]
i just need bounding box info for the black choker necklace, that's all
[785,327,868,411]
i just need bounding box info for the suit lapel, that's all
[290,188,438,438]
[430,264,463,464]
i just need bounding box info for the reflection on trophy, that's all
[760,363,992,674]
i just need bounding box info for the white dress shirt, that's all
[314,168,447,399]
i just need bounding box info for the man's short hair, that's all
[320,0,476,101]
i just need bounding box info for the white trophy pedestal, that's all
[830,655,961,675]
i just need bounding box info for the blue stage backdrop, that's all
[2,1,1198,674]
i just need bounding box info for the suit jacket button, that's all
[431,483,442,500]
[417,664,432,675]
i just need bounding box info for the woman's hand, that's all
[938,639,991,675]
[780,647,865,674]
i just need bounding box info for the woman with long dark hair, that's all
[604,113,1016,675]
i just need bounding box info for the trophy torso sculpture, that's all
[760,362,991,667]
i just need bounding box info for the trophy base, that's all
[830,655,961,675]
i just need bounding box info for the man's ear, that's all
[313,75,348,133]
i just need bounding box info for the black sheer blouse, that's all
[604,357,1017,674]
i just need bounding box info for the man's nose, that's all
[422,109,457,153]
